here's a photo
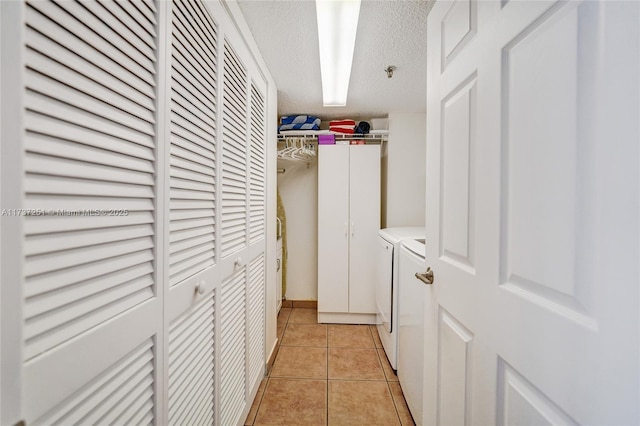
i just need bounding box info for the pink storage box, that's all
[317,134,335,145]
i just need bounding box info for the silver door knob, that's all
[415,267,434,285]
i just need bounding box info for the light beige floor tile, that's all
[281,324,327,347]
[389,382,416,426]
[328,348,385,381]
[328,324,375,348]
[370,325,384,348]
[271,346,327,379]
[288,308,318,324]
[245,377,268,425]
[255,378,327,425]
[377,348,399,382]
[328,380,400,425]
[278,307,292,326]
[276,321,286,341]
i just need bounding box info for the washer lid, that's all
[378,227,425,244]
[401,238,426,259]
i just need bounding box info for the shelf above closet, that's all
[277,129,389,143]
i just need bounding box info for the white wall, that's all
[277,161,318,301]
[384,112,426,227]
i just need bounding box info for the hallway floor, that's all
[244,306,415,425]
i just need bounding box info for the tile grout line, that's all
[325,319,329,425]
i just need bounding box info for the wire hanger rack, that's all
[277,136,317,163]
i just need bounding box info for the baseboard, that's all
[281,299,317,309]
[266,337,279,374]
[317,312,377,324]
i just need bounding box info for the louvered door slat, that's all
[168,293,215,426]
[25,223,153,256]
[25,117,154,161]
[220,269,247,426]
[23,0,158,365]
[27,50,154,124]
[130,0,157,26]
[172,7,216,74]
[220,41,249,259]
[170,106,216,144]
[179,0,217,53]
[171,62,216,116]
[171,42,217,104]
[169,0,218,286]
[25,7,155,100]
[27,2,156,85]
[82,1,156,54]
[26,95,155,150]
[26,71,154,136]
[32,339,155,426]
[52,0,155,72]
[109,0,157,36]
[26,134,154,174]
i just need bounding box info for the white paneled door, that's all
[425,1,639,424]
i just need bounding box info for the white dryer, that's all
[376,227,425,370]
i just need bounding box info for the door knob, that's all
[195,281,206,295]
[234,257,243,267]
[415,267,434,285]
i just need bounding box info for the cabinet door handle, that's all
[415,267,435,285]
[351,221,355,237]
[344,222,348,237]
[276,258,281,272]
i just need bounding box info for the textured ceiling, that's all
[236,0,431,121]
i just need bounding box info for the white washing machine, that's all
[376,227,425,370]
[397,237,427,423]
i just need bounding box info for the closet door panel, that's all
[318,145,350,313]
[220,267,247,426]
[349,145,381,313]
[168,293,215,426]
[21,0,161,422]
[168,0,218,288]
[247,253,266,388]
[165,1,218,424]
[249,82,266,246]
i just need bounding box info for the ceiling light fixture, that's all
[316,0,361,107]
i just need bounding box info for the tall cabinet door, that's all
[19,0,161,423]
[348,145,381,313]
[318,144,350,313]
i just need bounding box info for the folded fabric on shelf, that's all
[329,119,356,134]
[279,115,321,132]
[281,115,320,125]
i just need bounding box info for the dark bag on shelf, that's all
[354,121,370,135]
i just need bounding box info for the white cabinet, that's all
[318,144,381,324]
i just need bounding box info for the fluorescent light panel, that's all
[316,0,361,107]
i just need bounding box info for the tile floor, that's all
[245,307,415,425]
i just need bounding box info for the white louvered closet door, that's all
[218,39,250,426]
[246,80,267,392]
[165,0,218,425]
[22,0,161,424]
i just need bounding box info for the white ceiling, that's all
[236,0,432,121]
